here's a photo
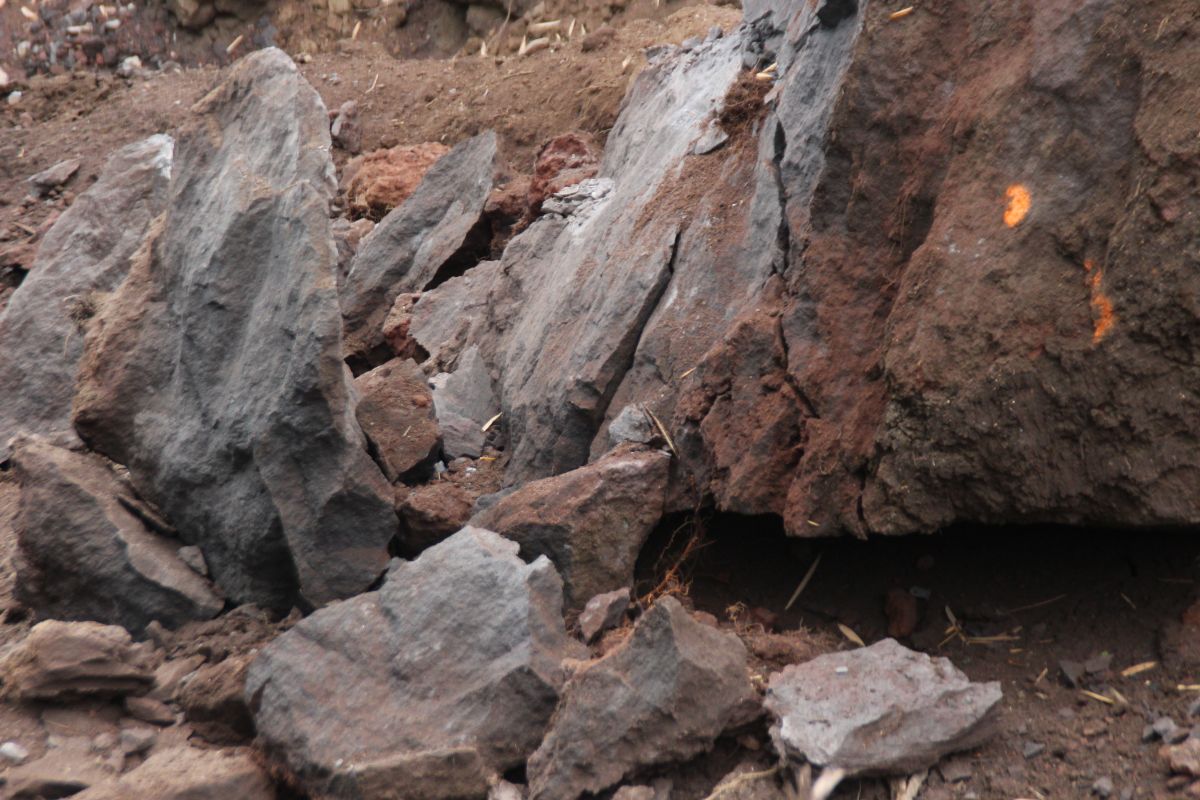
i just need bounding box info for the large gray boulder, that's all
[340,131,501,364]
[765,638,1002,777]
[73,48,395,611]
[0,135,172,462]
[12,436,223,633]
[473,447,670,610]
[246,527,585,800]
[528,596,760,800]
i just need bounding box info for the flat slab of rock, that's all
[5,746,113,799]
[354,358,441,481]
[71,746,273,800]
[473,448,669,609]
[528,596,760,800]
[0,135,172,462]
[246,527,585,800]
[12,437,223,633]
[28,157,81,195]
[72,48,395,610]
[1,620,154,701]
[340,131,501,362]
[431,345,497,460]
[765,638,1002,777]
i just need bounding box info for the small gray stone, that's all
[579,588,630,642]
[692,123,729,155]
[177,546,209,577]
[766,639,1002,777]
[613,788,655,800]
[1092,776,1114,798]
[1152,716,1179,741]
[1022,742,1045,760]
[607,405,655,447]
[119,727,157,755]
[705,25,723,41]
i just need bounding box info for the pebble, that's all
[0,66,8,89]
[1092,777,1113,798]
[1023,741,1045,759]
[0,741,29,765]
[119,727,156,755]
[117,55,141,78]
[7,91,21,106]
[1152,716,1180,741]
[91,732,116,752]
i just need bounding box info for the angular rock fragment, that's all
[354,358,441,482]
[474,448,670,609]
[0,135,171,461]
[1,620,154,701]
[341,131,501,362]
[73,48,395,610]
[28,157,81,195]
[765,638,1002,776]
[578,587,630,642]
[12,437,223,633]
[528,596,760,800]
[527,132,599,216]
[396,481,476,552]
[246,527,585,800]
[431,346,497,459]
[177,654,256,742]
[5,746,113,799]
[71,746,274,800]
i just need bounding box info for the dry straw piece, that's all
[837,623,865,647]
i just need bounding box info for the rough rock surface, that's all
[12,437,223,633]
[4,747,113,799]
[354,358,441,482]
[765,638,1002,776]
[527,132,600,215]
[177,654,256,742]
[246,527,585,800]
[431,346,498,459]
[396,481,476,552]
[474,448,670,609]
[72,48,395,610]
[71,746,274,800]
[340,131,501,363]
[0,135,172,462]
[341,141,451,219]
[1,620,154,701]
[578,587,630,642]
[528,596,760,800]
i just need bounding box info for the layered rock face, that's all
[73,47,395,610]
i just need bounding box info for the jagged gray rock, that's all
[340,131,501,363]
[578,587,630,642]
[246,527,585,800]
[431,345,497,459]
[72,48,395,611]
[528,596,760,800]
[473,448,670,609]
[0,135,172,462]
[12,437,223,633]
[765,638,1002,777]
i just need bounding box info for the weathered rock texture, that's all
[528,596,760,800]
[72,746,274,800]
[73,48,395,610]
[354,358,441,482]
[12,437,223,633]
[765,638,1002,776]
[340,131,501,363]
[246,527,585,800]
[474,448,670,609]
[1,620,154,701]
[413,0,1200,535]
[0,135,172,462]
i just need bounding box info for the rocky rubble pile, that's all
[2,0,1198,794]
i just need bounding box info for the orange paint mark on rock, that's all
[1083,260,1116,344]
[1004,184,1031,227]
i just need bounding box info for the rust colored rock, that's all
[71,746,274,800]
[528,132,599,216]
[397,481,476,552]
[474,447,670,610]
[1,620,154,701]
[354,359,441,482]
[380,291,424,361]
[341,141,450,219]
[885,588,920,639]
[177,654,255,742]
